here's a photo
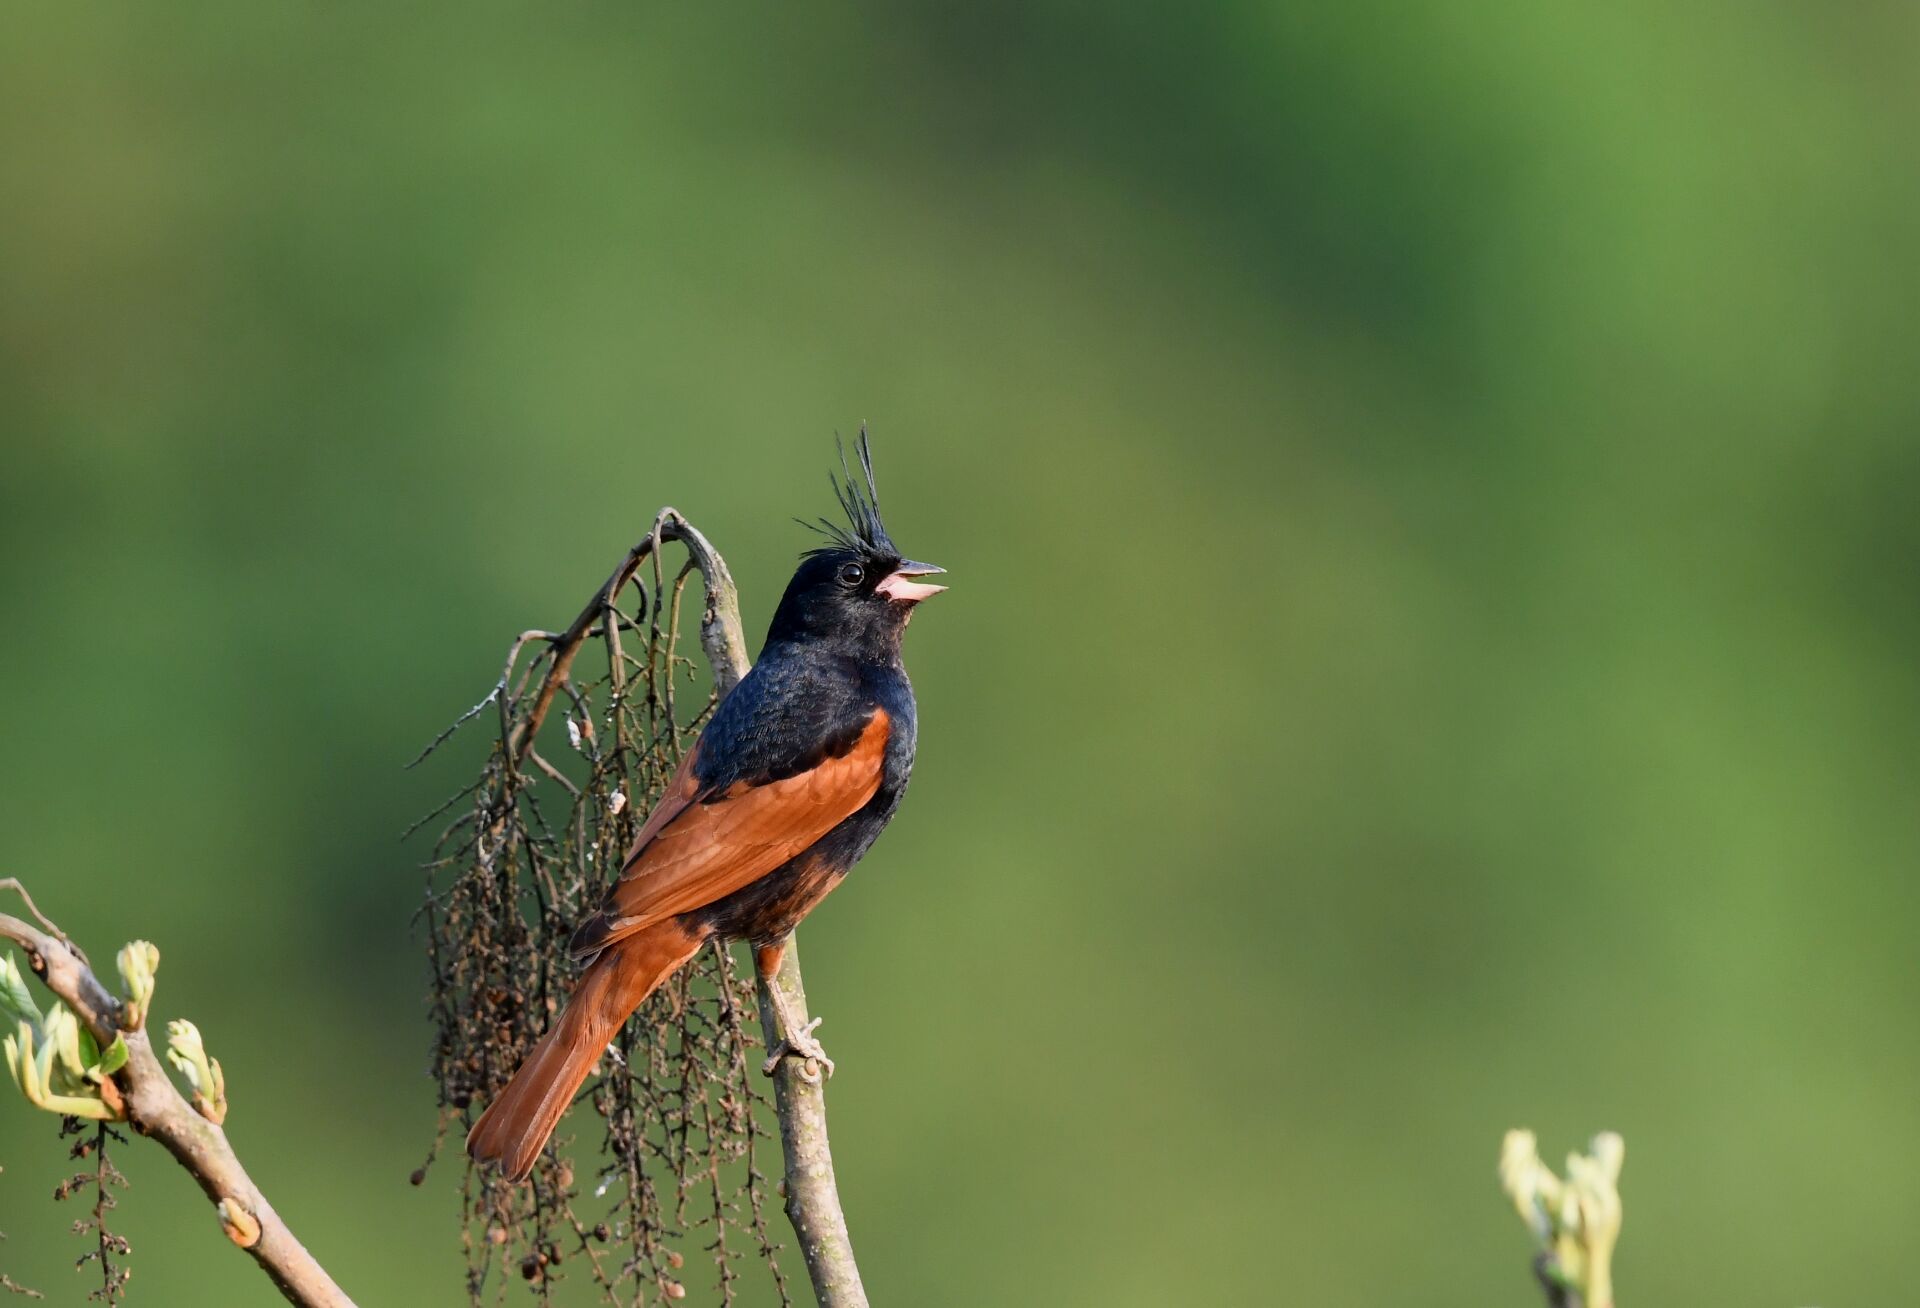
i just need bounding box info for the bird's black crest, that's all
[799,427,897,561]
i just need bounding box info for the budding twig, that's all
[0,889,354,1307]
[1500,1130,1625,1308]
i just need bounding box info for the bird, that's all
[466,433,945,1183]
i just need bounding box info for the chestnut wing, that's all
[569,709,888,960]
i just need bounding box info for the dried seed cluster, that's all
[415,540,789,1307]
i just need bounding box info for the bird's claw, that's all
[761,1016,834,1082]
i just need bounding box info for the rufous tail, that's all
[466,920,705,1182]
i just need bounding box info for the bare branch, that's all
[503,509,747,769]
[751,941,868,1308]
[0,899,356,1308]
[684,537,868,1308]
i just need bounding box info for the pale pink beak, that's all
[875,561,947,603]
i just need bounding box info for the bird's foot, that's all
[761,1016,835,1082]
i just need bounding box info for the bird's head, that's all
[765,431,945,658]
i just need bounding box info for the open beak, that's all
[875,561,947,603]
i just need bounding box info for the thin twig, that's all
[504,511,747,768]
[526,749,581,798]
[405,688,500,770]
[0,1206,43,1300]
[0,879,87,966]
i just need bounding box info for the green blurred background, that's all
[3,4,1916,1304]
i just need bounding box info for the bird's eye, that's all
[837,561,865,587]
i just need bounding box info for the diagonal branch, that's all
[503,507,747,768]
[0,899,355,1308]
